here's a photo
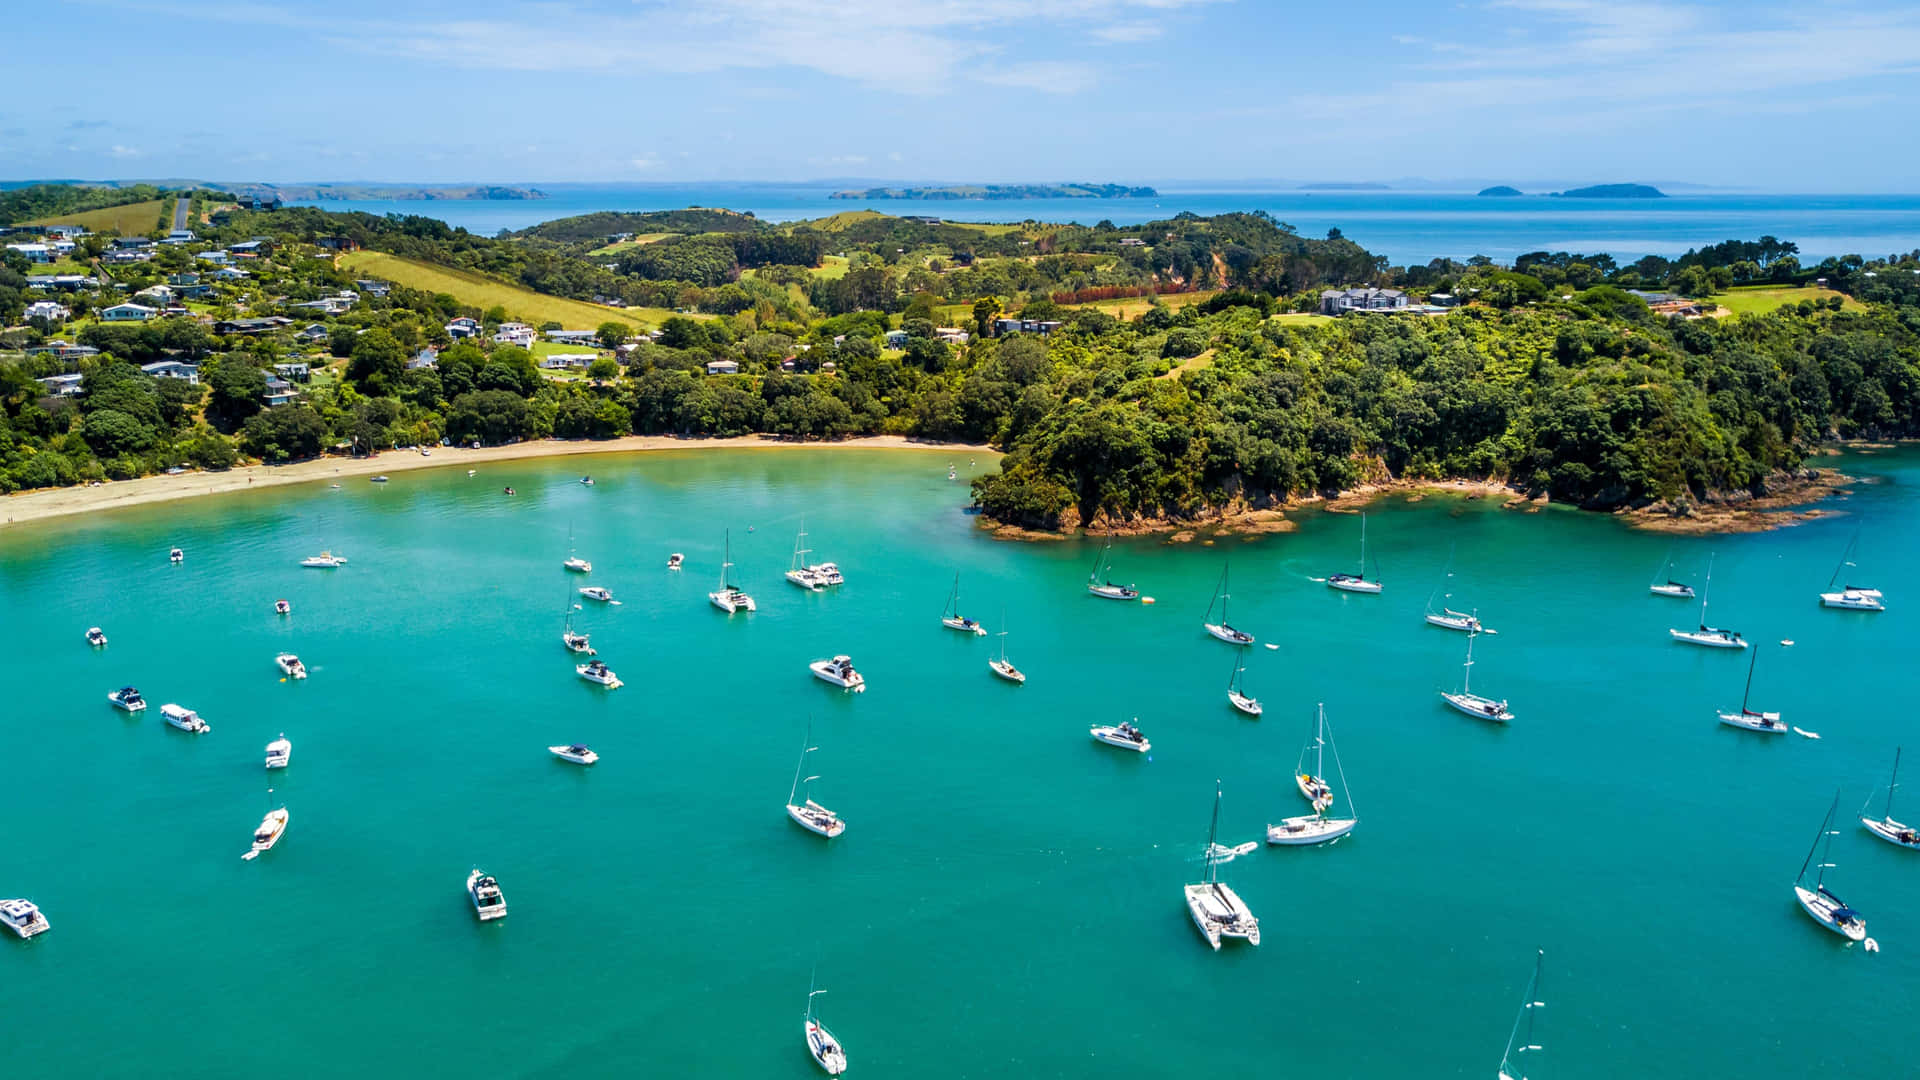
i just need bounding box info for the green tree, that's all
[596,321,629,350]
[346,327,407,394]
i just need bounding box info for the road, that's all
[172,196,190,232]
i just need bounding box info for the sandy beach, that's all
[0,435,998,529]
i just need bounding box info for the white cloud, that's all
[109,144,139,158]
[630,154,662,171]
[1092,21,1163,43]
[977,61,1101,94]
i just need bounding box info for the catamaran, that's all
[1086,539,1139,600]
[1669,554,1747,648]
[1227,653,1262,716]
[1794,793,1867,942]
[785,720,846,838]
[989,609,1026,684]
[1717,646,1785,733]
[1819,527,1885,610]
[1860,748,1919,850]
[710,530,756,613]
[1202,561,1255,644]
[940,572,987,635]
[1495,950,1545,1080]
[1090,719,1151,752]
[1424,552,1493,633]
[1649,548,1695,598]
[1183,782,1260,950]
[0,898,49,940]
[803,979,847,1076]
[1327,512,1382,594]
[786,519,822,590]
[1440,630,1512,722]
[1268,704,1358,845]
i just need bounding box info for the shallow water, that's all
[2,447,1915,1078]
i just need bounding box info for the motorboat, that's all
[264,735,291,769]
[300,551,347,568]
[578,586,614,603]
[503,487,515,496]
[810,655,865,692]
[274,599,291,615]
[85,626,107,647]
[159,703,210,733]
[107,685,147,712]
[243,807,289,860]
[1440,631,1512,722]
[1326,512,1383,594]
[1185,784,1260,950]
[667,552,684,571]
[549,744,599,765]
[576,660,623,688]
[1086,539,1139,600]
[1201,561,1255,645]
[1717,647,1784,732]
[1227,654,1262,717]
[804,985,847,1076]
[1670,554,1746,648]
[563,556,592,573]
[1794,793,1867,941]
[169,547,184,563]
[370,475,389,483]
[0,898,50,940]
[710,530,756,613]
[275,653,308,680]
[939,573,988,635]
[467,869,508,921]
[1860,749,1919,851]
[1090,720,1151,752]
[580,476,594,486]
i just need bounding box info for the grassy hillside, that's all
[26,198,168,235]
[338,251,680,329]
[1717,284,1864,316]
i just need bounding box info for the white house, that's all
[539,352,598,370]
[705,359,740,375]
[140,360,200,384]
[37,373,85,396]
[445,317,479,339]
[884,329,909,347]
[102,302,158,322]
[263,378,296,406]
[135,284,175,304]
[212,265,250,280]
[274,361,311,382]
[25,300,71,321]
[546,329,600,345]
[493,322,536,347]
[1319,287,1408,315]
[6,242,52,263]
[935,326,970,345]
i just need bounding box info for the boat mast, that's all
[789,718,814,805]
[1799,792,1840,888]
[793,517,809,571]
[945,572,959,618]
[997,605,1010,664]
[1357,512,1368,579]
[1698,554,1714,629]
[1739,645,1758,712]
[1830,525,1861,589]
[1203,782,1223,885]
[1312,704,1326,786]
[1888,748,1902,821]
[1499,950,1544,1080]
[720,529,733,590]
[1462,631,1477,696]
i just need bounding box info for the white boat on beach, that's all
[1091,719,1151,752]
[1794,793,1867,942]
[1086,539,1139,601]
[275,653,307,680]
[1860,748,1919,851]
[242,803,288,860]
[467,869,507,921]
[1440,630,1512,722]
[300,551,347,568]
[1201,561,1255,645]
[1227,653,1262,716]
[264,735,291,769]
[1669,554,1747,648]
[1326,512,1382,594]
[107,685,147,712]
[1495,950,1545,1080]
[804,980,847,1075]
[1819,528,1885,610]
[1184,782,1260,950]
[576,660,622,688]
[785,721,846,838]
[1717,647,1785,733]
[710,531,756,613]
[0,898,50,940]
[940,572,988,635]
[988,609,1025,684]
[159,703,209,733]
[810,655,865,692]
[549,744,598,765]
[1269,705,1358,846]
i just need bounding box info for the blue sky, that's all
[6,0,1920,188]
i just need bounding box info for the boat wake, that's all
[1793,727,1822,739]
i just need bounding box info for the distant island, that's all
[231,183,547,202]
[1552,184,1666,199]
[1299,182,1390,191]
[1477,185,1524,197]
[829,184,1156,201]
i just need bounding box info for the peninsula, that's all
[829,183,1156,201]
[1552,183,1666,198]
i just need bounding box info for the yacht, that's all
[939,573,988,635]
[300,551,347,568]
[85,626,107,647]
[804,984,847,1076]
[785,519,842,589]
[576,660,623,688]
[808,561,844,587]
[169,547,184,563]
[1184,783,1260,950]
[1717,647,1785,733]
[275,653,308,680]
[1794,794,1866,941]
[1440,631,1512,722]
[159,703,210,733]
[667,552,684,571]
[786,723,846,838]
[580,475,595,486]
[1860,749,1919,851]
[988,611,1025,684]
[370,475,389,483]
[274,599,291,615]
[548,744,599,765]
[562,623,595,655]
[1649,548,1694,598]
[264,735,291,769]
[243,807,289,860]
[809,655,866,692]
[1090,719,1151,752]
[1819,529,1885,610]
[578,586,614,603]
[1086,539,1140,600]
[710,530,756,613]
[107,685,147,712]
[1227,654,1262,717]
[563,556,592,573]
[1201,562,1255,645]
[1326,512,1383,594]
[0,899,50,940]
[1269,705,1359,846]
[467,869,508,921]
[1669,554,1747,648]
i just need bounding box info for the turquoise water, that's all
[3,447,1917,1078]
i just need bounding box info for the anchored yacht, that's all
[169,547,184,564]
[1326,512,1383,594]
[667,552,684,571]
[1086,540,1140,600]
[85,626,107,647]
[264,735,292,769]
[1184,783,1260,950]
[467,869,508,921]
[939,573,988,635]
[274,599,291,615]
[300,551,347,568]
[710,531,756,613]
[107,685,147,712]
[243,807,289,860]
[809,655,866,692]
[1440,631,1512,722]
[549,744,599,765]
[578,586,614,603]
[275,653,307,680]
[159,703,210,733]
[576,660,623,688]
[0,898,50,940]
[1090,719,1151,752]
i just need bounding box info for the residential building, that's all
[705,359,740,375]
[140,360,200,383]
[1319,287,1409,315]
[27,274,92,291]
[6,242,52,263]
[110,237,153,250]
[102,249,153,265]
[25,300,71,321]
[539,352,598,370]
[1118,237,1146,246]
[263,378,297,406]
[135,284,175,305]
[993,317,1063,336]
[26,341,99,361]
[196,250,232,265]
[445,317,480,339]
[408,347,438,370]
[295,323,331,344]
[545,329,599,345]
[167,272,202,286]
[36,373,86,396]
[212,266,249,281]
[884,329,909,347]
[934,327,969,345]
[353,279,391,298]
[215,316,292,335]
[101,302,158,322]
[274,362,312,382]
[44,224,87,240]
[162,229,195,245]
[289,297,351,315]
[228,239,273,255]
[493,322,536,347]
[49,239,76,256]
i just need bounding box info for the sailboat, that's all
[940,572,987,635]
[1440,630,1512,722]
[562,525,591,573]
[1086,539,1139,600]
[1326,512,1382,594]
[1649,547,1695,598]
[1202,561,1255,644]
[785,518,821,590]
[1669,553,1747,648]
[1227,652,1262,716]
[785,720,845,838]
[1425,550,1493,633]
[989,608,1026,683]
[709,529,756,613]
[1716,645,1785,732]
[561,595,595,655]
[1819,527,1885,610]
[1183,782,1260,950]
[1793,792,1867,941]
[1268,704,1358,845]
[1495,950,1545,1080]
[1860,748,1919,850]
[803,976,847,1075]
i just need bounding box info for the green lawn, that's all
[587,233,674,256]
[25,198,169,235]
[337,251,681,329]
[1716,284,1864,316]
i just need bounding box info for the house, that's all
[236,195,282,212]
[705,359,740,375]
[539,352,598,370]
[884,329,909,347]
[274,361,312,382]
[408,347,438,370]
[1427,293,1458,308]
[28,274,91,291]
[228,239,272,256]
[493,322,536,347]
[315,236,358,252]
[545,329,599,346]
[101,302,158,322]
[290,297,352,315]
[25,300,71,321]
[26,341,100,361]
[212,266,250,281]
[110,237,153,250]
[196,250,232,266]
[102,249,153,265]
[1319,288,1409,315]
[215,316,292,335]
[36,373,86,397]
[44,224,88,240]
[352,279,391,298]
[263,378,297,406]
[177,282,215,299]
[140,360,200,383]
[1118,237,1146,246]
[135,284,175,305]
[445,317,480,339]
[49,239,76,256]
[162,229,195,245]
[168,272,202,286]
[296,323,331,344]
[935,327,969,345]
[5,242,52,263]
[993,318,1063,336]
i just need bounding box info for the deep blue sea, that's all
[289,184,1920,265]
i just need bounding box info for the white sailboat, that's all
[1860,748,1919,850]
[1440,630,1512,722]
[1327,512,1382,594]
[1819,527,1885,610]
[803,978,847,1076]
[940,572,988,635]
[1668,554,1747,648]
[1794,792,1867,942]
[1424,551,1494,633]
[1183,782,1260,950]
[785,519,822,590]
[1495,950,1545,1080]
[1227,653,1262,716]
[561,598,595,655]
[1086,539,1139,601]
[709,529,756,613]
[1268,704,1358,845]
[562,525,591,574]
[988,608,1026,684]
[1648,547,1695,598]
[1716,646,1785,733]
[785,720,846,838]
[1202,561,1255,644]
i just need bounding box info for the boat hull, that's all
[1793,885,1866,941]
[1204,623,1254,645]
[1717,710,1786,733]
[1861,816,1920,849]
[1327,576,1381,594]
[1649,584,1694,598]
[576,665,623,689]
[1090,727,1149,752]
[806,1022,847,1075]
[1266,815,1357,846]
[786,802,846,837]
[249,809,288,857]
[1821,591,1885,611]
[988,659,1026,684]
[710,591,755,613]
[0,902,50,939]
[1228,691,1262,717]
[941,616,987,636]
[107,692,146,712]
[785,570,821,590]
[548,746,598,765]
[1441,691,1512,722]
[1087,585,1138,601]
[809,660,865,692]
[1669,628,1748,649]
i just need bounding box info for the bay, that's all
[289,184,1920,264]
[2,446,1916,1078]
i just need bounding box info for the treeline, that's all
[0,183,173,226]
[511,208,767,244]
